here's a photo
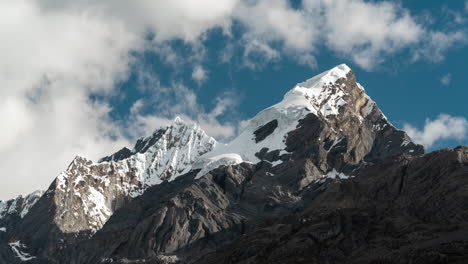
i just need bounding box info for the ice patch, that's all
[9,241,36,261]
[271,159,284,167]
[326,138,344,153]
[0,227,6,232]
[194,154,244,179]
[324,169,350,179]
[287,63,352,118]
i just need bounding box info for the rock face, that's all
[51,118,216,234]
[2,64,465,264]
[195,147,468,264]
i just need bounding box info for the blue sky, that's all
[0,0,467,199]
[109,0,468,149]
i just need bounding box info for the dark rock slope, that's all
[196,146,468,264]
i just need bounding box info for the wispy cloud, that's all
[0,0,467,199]
[440,73,452,86]
[403,114,468,148]
[412,31,467,63]
[233,0,466,70]
[126,82,240,141]
[191,65,208,84]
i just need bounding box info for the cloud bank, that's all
[0,0,466,199]
[404,114,468,148]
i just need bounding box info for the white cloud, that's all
[242,39,281,70]
[440,73,452,86]
[235,0,467,70]
[412,31,467,62]
[403,114,468,148]
[234,0,438,70]
[192,65,208,84]
[303,0,423,70]
[235,0,318,52]
[38,0,238,43]
[127,83,239,141]
[0,0,466,199]
[0,0,241,199]
[0,1,140,199]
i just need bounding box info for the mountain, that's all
[52,118,216,234]
[1,64,466,264]
[0,119,216,263]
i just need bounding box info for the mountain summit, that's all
[2,65,467,264]
[199,63,422,176]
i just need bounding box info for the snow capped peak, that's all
[52,117,217,233]
[276,63,354,118]
[194,63,396,179]
[296,63,351,90]
[172,115,185,126]
[195,65,358,169]
[167,116,205,138]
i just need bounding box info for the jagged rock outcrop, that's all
[54,118,216,233]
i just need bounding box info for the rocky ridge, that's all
[51,118,216,234]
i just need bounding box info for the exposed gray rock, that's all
[254,119,278,143]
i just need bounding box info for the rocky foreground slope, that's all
[1,64,466,264]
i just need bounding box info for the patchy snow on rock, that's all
[0,191,43,219]
[282,63,351,118]
[324,169,351,179]
[0,227,6,232]
[195,64,353,175]
[0,201,6,219]
[7,199,18,215]
[9,241,36,261]
[326,138,344,153]
[203,105,304,165]
[86,186,112,228]
[52,117,217,233]
[20,190,44,218]
[121,117,217,186]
